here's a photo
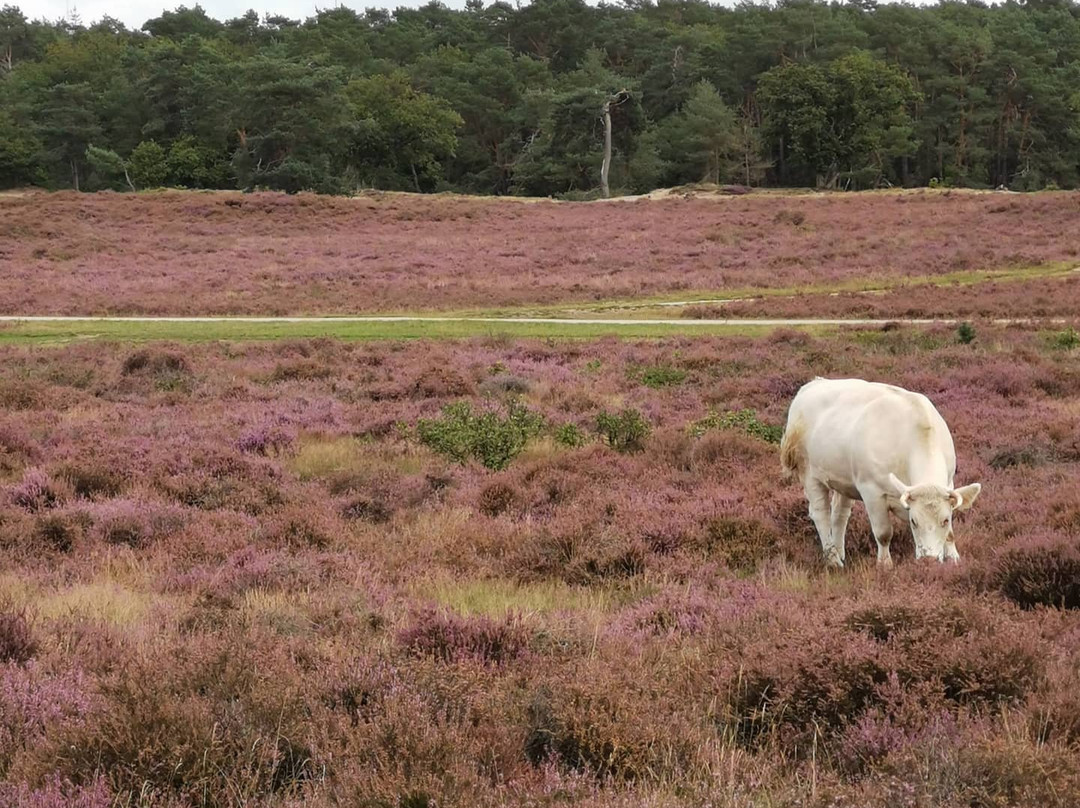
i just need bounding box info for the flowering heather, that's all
[0,329,1077,804]
[2,190,1080,315]
[690,273,1080,320]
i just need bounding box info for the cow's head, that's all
[888,474,982,562]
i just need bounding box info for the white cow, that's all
[780,378,982,567]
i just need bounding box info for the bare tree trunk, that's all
[410,162,420,193]
[123,166,136,192]
[71,159,79,192]
[600,90,630,199]
[600,99,612,199]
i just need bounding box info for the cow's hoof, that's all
[877,556,894,570]
[825,553,844,569]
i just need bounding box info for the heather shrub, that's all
[0,423,36,476]
[0,381,48,411]
[120,349,192,390]
[687,428,771,471]
[339,495,393,523]
[268,359,333,382]
[32,638,319,804]
[681,303,723,320]
[87,500,186,548]
[416,401,544,471]
[689,409,782,443]
[479,374,532,396]
[33,511,83,552]
[236,423,296,456]
[724,600,1044,753]
[53,463,125,499]
[513,520,647,584]
[397,608,529,665]
[988,444,1048,469]
[524,680,700,782]
[9,469,70,513]
[992,539,1080,610]
[595,409,650,453]
[773,208,806,226]
[478,481,519,517]
[0,663,97,776]
[410,365,474,399]
[704,516,781,571]
[264,504,339,549]
[568,534,648,583]
[0,777,113,808]
[617,586,726,638]
[0,611,36,663]
[845,604,924,643]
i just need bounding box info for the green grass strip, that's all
[0,317,817,346]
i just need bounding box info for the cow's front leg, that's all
[864,492,894,568]
[805,478,842,568]
[829,492,853,567]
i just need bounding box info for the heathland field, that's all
[2,189,1080,320]
[1,191,1079,807]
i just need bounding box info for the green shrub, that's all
[1050,328,1080,351]
[416,400,544,470]
[957,322,976,345]
[554,423,586,448]
[689,409,782,443]
[595,409,651,453]
[634,364,687,389]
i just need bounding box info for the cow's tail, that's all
[779,421,805,482]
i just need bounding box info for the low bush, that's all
[554,423,586,448]
[688,409,782,444]
[398,608,529,665]
[121,349,192,391]
[416,401,544,471]
[992,539,1080,610]
[53,463,126,499]
[478,481,518,517]
[1049,327,1080,350]
[0,610,37,663]
[704,516,781,572]
[723,600,1044,754]
[773,208,806,226]
[595,409,651,453]
[34,511,84,552]
[9,469,70,513]
[633,364,687,389]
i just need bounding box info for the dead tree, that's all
[600,89,631,199]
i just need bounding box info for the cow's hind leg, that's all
[829,492,853,567]
[864,493,895,568]
[805,478,842,568]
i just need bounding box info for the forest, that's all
[2,0,1079,196]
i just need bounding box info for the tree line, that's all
[2,0,1079,197]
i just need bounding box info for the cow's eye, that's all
[911,518,919,528]
[941,519,949,527]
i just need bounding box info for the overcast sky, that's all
[27,0,475,30]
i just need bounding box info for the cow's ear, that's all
[888,474,912,508]
[950,482,982,512]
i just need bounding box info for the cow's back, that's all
[783,378,954,485]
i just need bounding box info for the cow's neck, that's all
[907,451,950,488]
